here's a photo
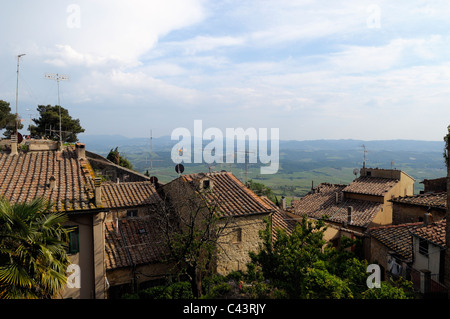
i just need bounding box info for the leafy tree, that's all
[107,147,133,170]
[444,124,450,167]
[362,279,413,299]
[155,179,231,298]
[0,100,23,138]
[0,198,71,299]
[246,180,277,203]
[30,105,84,142]
[247,216,413,299]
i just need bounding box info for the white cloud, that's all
[2,0,205,68]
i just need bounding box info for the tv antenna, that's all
[15,54,26,138]
[361,144,368,168]
[148,129,163,176]
[236,149,255,184]
[45,73,69,145]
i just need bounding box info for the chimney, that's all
[281,196,287,210]
[10,134,18,156]
[75,142,86,160]
[335,192,340,204]
[424,212,433,226]
[94,177,102,207]
[347,206,353,225]
[49,175,56,190]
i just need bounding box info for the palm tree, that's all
[0,198,72,299]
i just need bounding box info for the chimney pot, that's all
[281,196,286,210]
[94,177,102,207]
[49,175,56,190]
[75,142,86,160]
[10,134,18,156]
[347,206,353,225]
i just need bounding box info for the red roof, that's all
[0,146,96,212]
[179,171,275,217]
[104,216,167,270]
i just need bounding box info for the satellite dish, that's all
[353,168,359,176]
[17,133,23,144]
[149,176,158,184]
[175,164,184,174]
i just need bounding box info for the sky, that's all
[0,0,449,141]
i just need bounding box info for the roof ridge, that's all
[369,221,424,231]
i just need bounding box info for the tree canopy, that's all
[30,105,84,143]
[0,100,23,138]
[107,147,133,170]
[246,216,414,299]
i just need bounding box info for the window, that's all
[67,226,79,254]
[234,228,242,243]
[419,238,428,256]
[127,210,138,217]
[202,179,210,190]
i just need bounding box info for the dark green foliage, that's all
[0,100,23,138]
[0,198,71,299]
[124,281,193,299]
[245,180,277,203]
[444,124,450,167]
[107,147,133,169]
[30,105,84,142]
[246,217,413,299]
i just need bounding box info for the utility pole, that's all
[45,73,69,146]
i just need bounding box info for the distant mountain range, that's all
[78,134,446,197]
[78,133,445,154]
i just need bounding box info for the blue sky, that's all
[0,0,449,141]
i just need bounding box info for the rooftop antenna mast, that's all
[150,129,153,175]
[361,144,368,168]
[15,54,26,138]
[45,73,69,146]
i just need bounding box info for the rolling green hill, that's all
[79,134,447,200]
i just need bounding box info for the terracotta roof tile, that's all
[390,192,447,209]
[181,171,275,217]
[102,181,160,209]
[410,219,446,248]
[291,183,382,228]
[104,216,167,270]
[343,176,399,196]
[0,146,96,212]
[369,222,424,261]
[260,196,297,241]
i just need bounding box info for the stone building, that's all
[0,140,106,299]
[289,167,415,255]
[390,192,447,225]
[157,171,279,275]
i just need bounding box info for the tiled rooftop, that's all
[101,181,160,209]
[0,146,96,212]
[260,196,297,241]
[104,216,167,270]
[390,192,447,210]
[0,145,160,213]
[291,183,383,228]
[343,176,399,196]
[368,222,424,261]
[180,171,276,217]
[410,219,446,248]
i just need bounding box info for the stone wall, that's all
[215,214,269,275]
